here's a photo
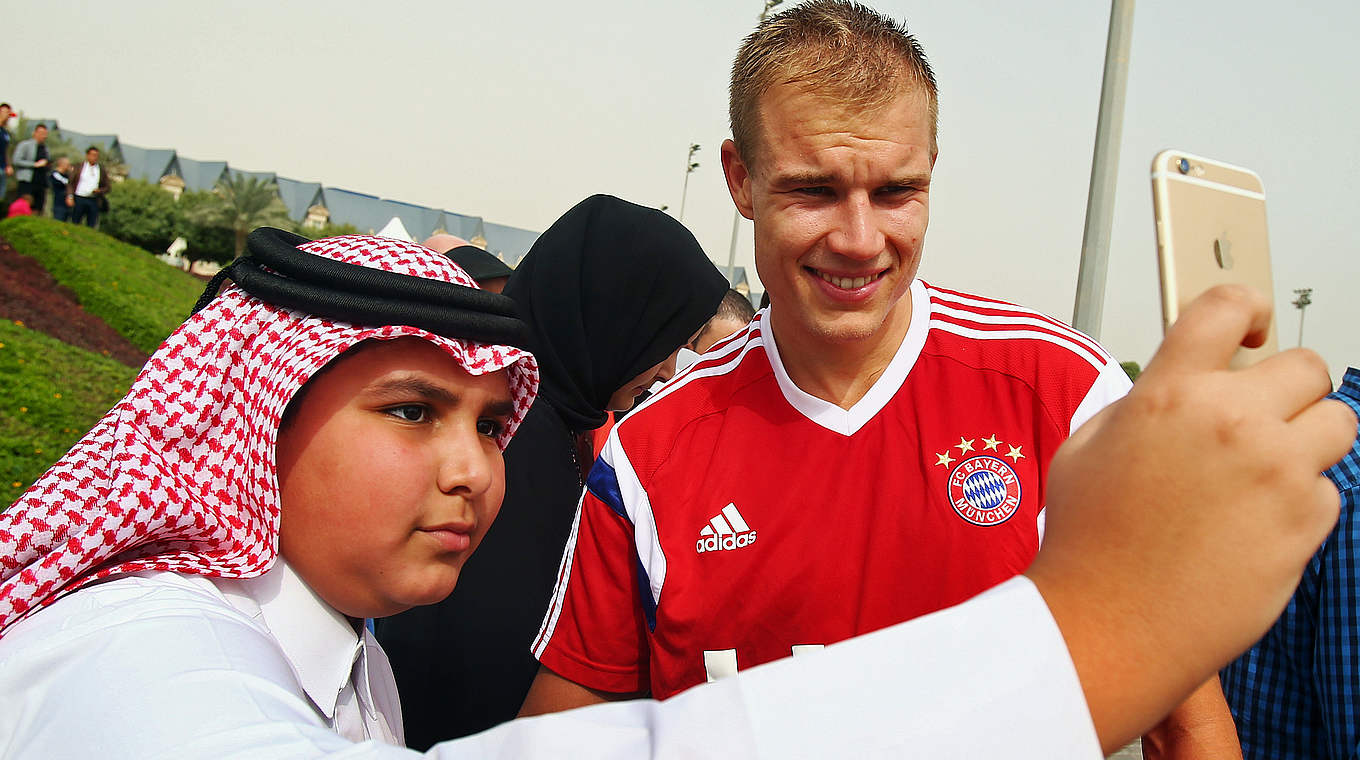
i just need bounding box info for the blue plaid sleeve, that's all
[1221,368,1360,760]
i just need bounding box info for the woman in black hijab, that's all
[377,195,729,748]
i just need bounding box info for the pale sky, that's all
[5,0,1355,381]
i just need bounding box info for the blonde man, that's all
[525,3,1240,755]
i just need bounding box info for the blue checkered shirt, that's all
[1222,367,1360,759]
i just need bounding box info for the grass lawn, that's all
[1,320,138,507]
[0,216,205,353]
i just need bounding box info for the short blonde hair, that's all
[730,0,938,167]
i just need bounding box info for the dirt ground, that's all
[0,234,147,367]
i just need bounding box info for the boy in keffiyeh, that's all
[0,231,539,750]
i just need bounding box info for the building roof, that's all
[227,168,277,184]
[438,211,484,242]
[481,221,541,267]
[119,144,179,183]
[319,187,390,234]
[55,129,121,160]
[47,123,537,263]
[276,177,323,221]
[177,158,229,192]
[379,199,445,242]
[724,265,748,290]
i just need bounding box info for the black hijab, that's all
[504,194,729,430]
[378,195,731,748]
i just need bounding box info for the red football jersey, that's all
[533,280,1130,699]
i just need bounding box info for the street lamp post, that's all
[1292,287,1313,347]
[726,0,784,284]
[1071,0,1136,339]
[679,143,701,221]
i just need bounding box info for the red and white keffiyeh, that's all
[0,235,538,636]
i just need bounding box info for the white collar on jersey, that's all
[763,278,930,437]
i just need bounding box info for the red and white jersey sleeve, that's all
[534,279,1130,700]
[532,432,655,694]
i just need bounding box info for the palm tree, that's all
[190,174,293,258]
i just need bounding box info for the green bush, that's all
[185,175,294,259]
[177,189,236,266]
[0,216,203,353]
[0,320,138,508]
[102,178,180,254]
[296,221,361,240]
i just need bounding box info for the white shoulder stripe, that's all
[532,426,673,656]
[699,320,756,362]
[636,329,766,410]
[609,434,668,609]
[537,327,769,650]
[928,320,1107,371]
[931,304,1112,363]
[926,286,1103,354]
[532,491,585,658]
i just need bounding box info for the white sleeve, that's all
[0,577,1098,759]
[443,576,1100,759]
[0,576,413,759]
[1070,360,1133,435]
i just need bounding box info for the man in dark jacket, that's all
[67,146,110,227]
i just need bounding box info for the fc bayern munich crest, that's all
[935,434,1026,526]
[947,456,1022,526]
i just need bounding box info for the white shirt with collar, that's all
[73,161,101,197]
[0,568,1098,758]
[213,560,402,744]
[0,561,409,756]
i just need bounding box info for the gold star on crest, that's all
[936,451,955,467]
[981,434,1001,451]
[956,437,975,454]
[1005,445,1025,462]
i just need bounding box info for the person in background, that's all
[11,124,49,214]
[521,3,1239,755]
[1220,366,1360,760]
[421,233,469,253]
[597,288,756,458]
[422,233,514,294]
[68,146,109,228]
[48,156,71,222]
[690,288,757,355]
[0,103,12,201]
[7,193,33,218]
[377,194,729,748]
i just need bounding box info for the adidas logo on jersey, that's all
[696,503,757,554]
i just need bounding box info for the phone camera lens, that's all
[1177,158,1191,174]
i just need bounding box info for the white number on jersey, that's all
[703,644,825,682]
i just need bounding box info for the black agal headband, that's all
[193,227,530,349]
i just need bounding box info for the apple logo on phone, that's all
[1214,236,1234,270]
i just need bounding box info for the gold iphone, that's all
[1151,149,1277,367]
